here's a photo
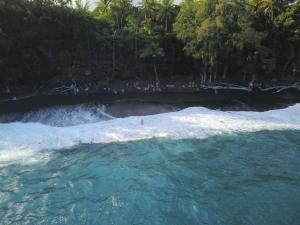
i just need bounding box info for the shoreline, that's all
[1,84,300,114]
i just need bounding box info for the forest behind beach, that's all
[0,0,299,92]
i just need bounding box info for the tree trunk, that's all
[5,84,11,94]
[134,28,138,62]
[293,63,296,77]
[165,18,168,33]
[112,29,116,73]
[116,17,120,31]
[154,63,159,81]
[222,65,227,79]
[120,16,123,30]
[243,72,246,81]
[213,72,217,83]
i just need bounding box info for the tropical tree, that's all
[139,0,158,20]
[157,0,175,32]
[73,0,90,11]
[139,0,159,35]
[109,0,132,30]
[140,40,165,81]
[249,0,290,19]
[94,0,113,17]
[174,0,201,56]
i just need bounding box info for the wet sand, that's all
[1,87,300,116]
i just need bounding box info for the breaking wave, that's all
[0,104,113,127]
[0,104,300,163]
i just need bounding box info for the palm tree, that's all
[250,0,285,18]
[140,41,165,81]
[94,0,113,15]
[157,0,175,32]
[139,0,158,35]
[139,0,158,21]
[73,0,90,11]
[94,0,132,30]
[109,0,132,30]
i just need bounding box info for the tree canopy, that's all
[175,0,300,82]
[0,0,299,89]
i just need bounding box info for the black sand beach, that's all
[1,84,300,118]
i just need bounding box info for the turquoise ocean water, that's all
[1,130,300,225]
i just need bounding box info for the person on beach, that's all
[140,119,144,126]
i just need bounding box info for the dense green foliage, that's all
[174,0,300,82]
[0,0,299,89]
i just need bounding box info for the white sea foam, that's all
[10,104,113,126]
[1,104,300,164]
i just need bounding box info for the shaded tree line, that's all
[175,0,300,83]
[0,0,299,90]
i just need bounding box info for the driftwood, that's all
[202,82,300,94]
[1,81,300,104]
[52,84,79,95]
[201,82,249,91]
[260,82,300,93]
[0,94,37,103]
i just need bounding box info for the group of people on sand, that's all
[102,81,202,94]
[130,81,162,93]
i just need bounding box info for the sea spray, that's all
[1,104,300,163]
